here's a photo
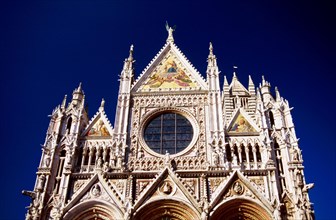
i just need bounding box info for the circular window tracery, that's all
[144,112,193,155]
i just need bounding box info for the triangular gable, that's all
[227,109,259,134]
[81,108,113,137]
[133,167,201,213]
[209,170,273,212]
[229,75,249,96]
[132,42,207,92]
[63,174,125,214]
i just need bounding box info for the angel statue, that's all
[165,21,176,42]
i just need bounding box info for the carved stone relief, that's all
[158,180,176,196]
[209,177,225,198]
[136,180,151,197]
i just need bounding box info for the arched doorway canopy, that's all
[133,199,200,220]
[211,198,272,220]
[62,200,123,220]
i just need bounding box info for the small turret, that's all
[61,95,67,110]
[71,83,84,107]
[260,75,273,102]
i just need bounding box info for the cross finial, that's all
[233,66,238,78]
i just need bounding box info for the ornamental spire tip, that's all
[165,21,176,43]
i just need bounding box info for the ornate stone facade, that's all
[23,27,314,220]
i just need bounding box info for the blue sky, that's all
[1,0,335,219]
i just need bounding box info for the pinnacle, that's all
[128,44,134,61]
[209,42,213,56]
[77,82,82,92]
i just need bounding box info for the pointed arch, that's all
[248,144,254,162]
[241,144,247,162]
[233,144,240,163]
[255,144,262,162]
[133,199,200,220]
[225,144,232,162]
[269,110,275,127]
[66,117,72,134]
[211,198,272,220]
[51,145,67,194]
[62,200,123,220]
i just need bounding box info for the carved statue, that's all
[212,151,219,166]
[292,148,300,161]
[110,153,116,167]
[117,154,122,168]
[232,154,238,166]
[96,157,102,168]
[138,149,144,159]
[50,194,64,219]
[162,182,172,194]
[201,197,209,220]
[66,151,72,165]
[103,162,110,172]
[165,21,176,42]
[296,171,304,187]
[91,184,101,197]
[165,151,170,165]
[36,175,46,191]
[43,151,51,167]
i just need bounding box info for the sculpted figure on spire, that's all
[165,21,176,43]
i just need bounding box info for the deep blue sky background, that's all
[1,0,335,219]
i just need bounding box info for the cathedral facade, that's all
[23,28,314,220]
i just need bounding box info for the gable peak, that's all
[132,41,207,92]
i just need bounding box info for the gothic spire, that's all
[122,44,135,74]
[256,87,262,101]
[223,75,229,86]
[275,87,281,102]
[76,82,83,93]
[248,75,254,86]
[61,95,67,110]
[209,42,213,56]
[207,42,217,67]
[248,75,256,95]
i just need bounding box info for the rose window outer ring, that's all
[139,108,199,158]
